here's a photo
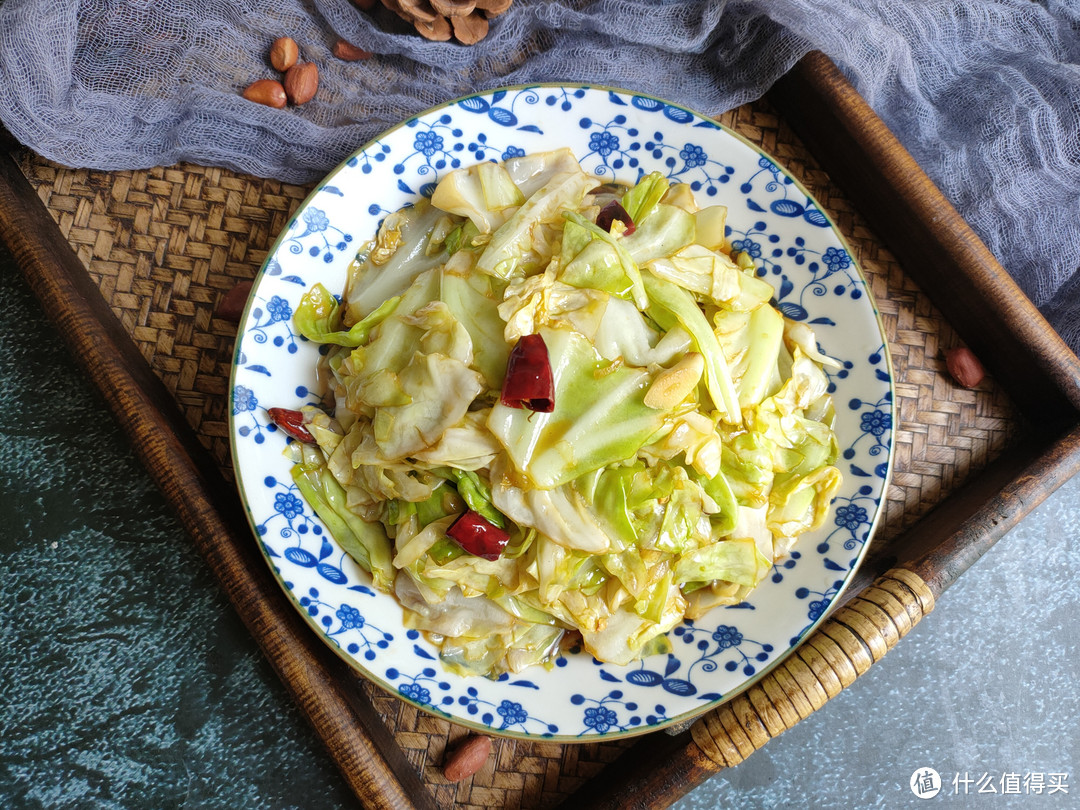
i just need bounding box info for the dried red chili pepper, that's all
[596,200,635,235]
[267,407,316,444]
[446,510,511,561]
[500,333,555,413]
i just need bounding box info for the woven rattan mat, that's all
[16,98,1020,808]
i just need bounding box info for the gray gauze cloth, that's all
[2,0,1079,351]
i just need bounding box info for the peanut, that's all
[215,280,253,323]
[242,79,287,109]
[442,734,492,782]
[945,346,985,388]
[284,62,319,105]
[333,39,374,61]
[269,36,299,72]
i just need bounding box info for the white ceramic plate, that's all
[229,84,894,741]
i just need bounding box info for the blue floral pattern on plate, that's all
[228,84,895,742]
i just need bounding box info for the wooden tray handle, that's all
[688,568,933,770]
[570,568,935,808]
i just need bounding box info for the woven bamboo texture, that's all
[688,568,935,770]
[15,97,1020,809]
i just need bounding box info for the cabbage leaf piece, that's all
[587,461,725,553]
[784,319,843,369]
[720,429,775,508]
[713,302,785,409]
[371,350,484,460]
[338,269,486,461]
[430,160,524,234]
[486,327,670,489]
[622,203,697,265]
[672,537,766,587]
[693,205,728,251]
[477,163,599,279]
[749,348,839,476]
[395,574,517,640]
[641,409,723,479]
[591,298,692,368]
[325,421,444,508]
[294,283,400,347]
[502,268,688,370]
[767,467,843,543]
[341,267,442,413]
[492,473,615,553]
[344,199,449,321]
[642,272,741,423]
[409,409,501,471]
[646,243,774,312]
[620,171,669,225]
[439,269,510,388]
[561,211,648,309]
[503,147,590,199]
[447,468,505,528]
[289,444,394,590]
[437,621,566,677]
[558,218,637,299]
[499,270,610,345]
[662,182,699,214]
[578,599,685,666]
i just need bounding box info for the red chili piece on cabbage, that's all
[596,200,635,235]
[267,407,316,444]
[500,333,555,413]
[447,510,511,561]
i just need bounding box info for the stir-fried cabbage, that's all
[282,148,842,677]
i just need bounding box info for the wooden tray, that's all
[3,52,1079,809]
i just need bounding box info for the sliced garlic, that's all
[644,352,705,410]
